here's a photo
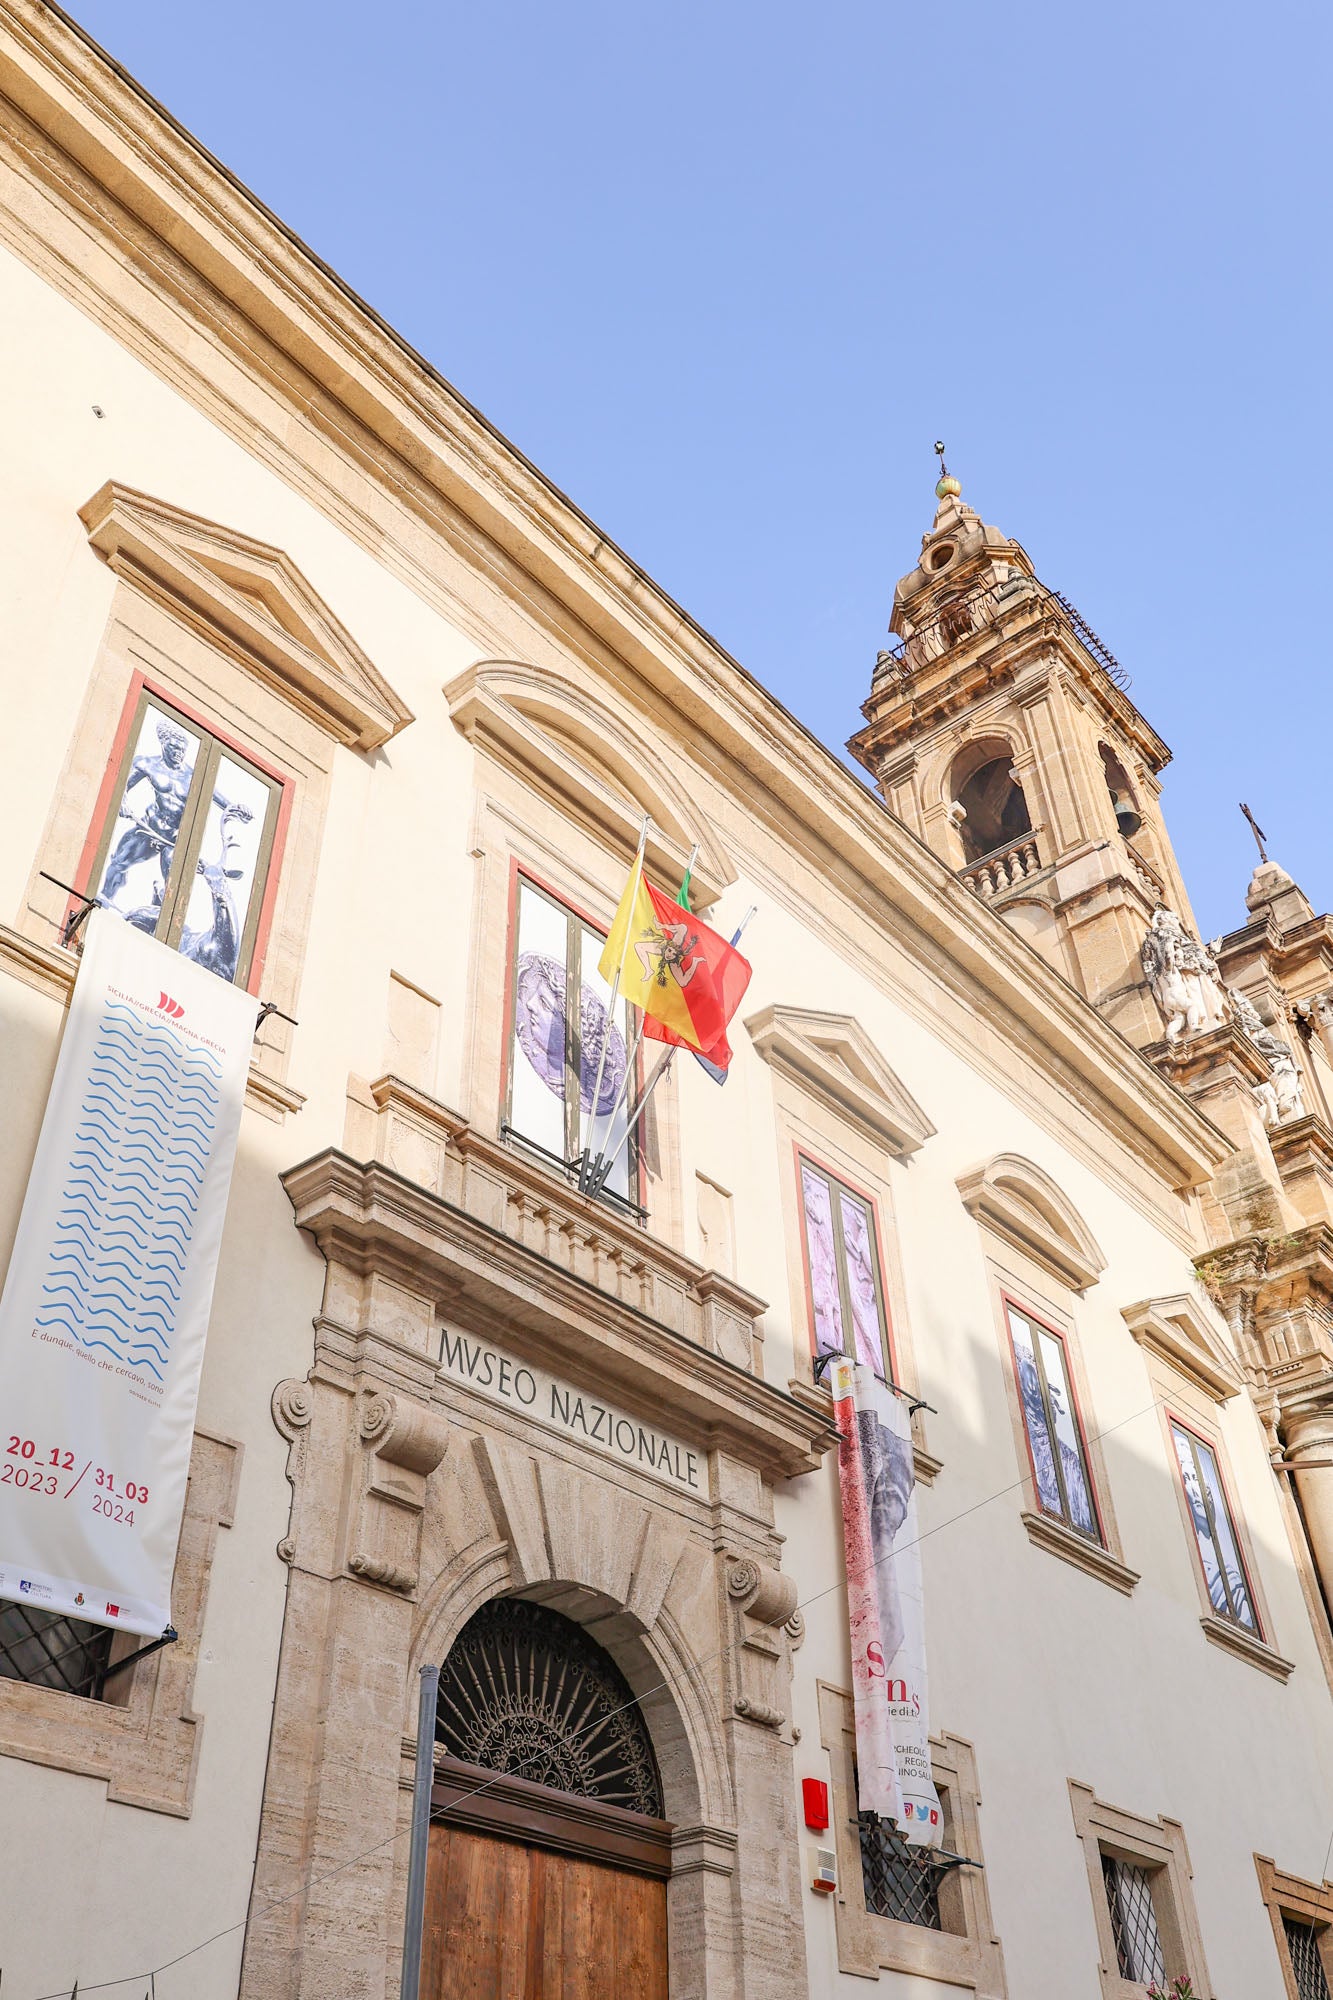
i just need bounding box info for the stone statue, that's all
[1140,907,1227,1045]
[1227,986,1307,1126]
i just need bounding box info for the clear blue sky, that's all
[61,0,1332,941]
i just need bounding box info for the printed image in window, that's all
[1170,1419,1257,1631]
[88,690,283,988]
[799,1159,891,1377]
[506,875,637,1203]
[1005,1303,1099,1540]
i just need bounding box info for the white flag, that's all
[0,911,253,1637]
[832,1357,943,1846]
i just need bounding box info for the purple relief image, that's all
[515,952,626,1113]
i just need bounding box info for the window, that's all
[1286,1918,1333,2000]
[84,687,284,988]
[1102,1852,1167,1986]
[505,874,638,1205]
[0,1603,114,1699]
[1004,1301,1100,1541]
[798,1157,891,1377]
[1169,1418,1258,1633]
[859,1809,950,1929]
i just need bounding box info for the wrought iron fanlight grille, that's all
[1285,1916,1333,2000]
[435,1596,662,1818]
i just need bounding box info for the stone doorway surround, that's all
[239,1083,834,2000]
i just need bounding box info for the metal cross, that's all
[1239,802,1269,864]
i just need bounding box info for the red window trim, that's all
[70,672,292,997]
[1000,1291,1107,1547]
[501,858,645,1210]
[793,1141,897,1383]
[1165,1406,1264,1640]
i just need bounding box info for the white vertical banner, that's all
[831,1356,943,1846]
[0,910,253,1637]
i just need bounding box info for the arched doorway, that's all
[422,1596,672,1998]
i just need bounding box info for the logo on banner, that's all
[157,992,185,1019]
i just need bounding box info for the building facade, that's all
[1,6,1332,1997]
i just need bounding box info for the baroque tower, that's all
[849,459,1193,1048]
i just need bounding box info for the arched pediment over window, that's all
[444,659,735,909]
[955,1152,1106,1292]
[744,1003,936,1157]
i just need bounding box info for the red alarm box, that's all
[802,1778,829,1831]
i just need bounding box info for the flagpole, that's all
[584,1008,648,1191]
[581,817,649,1191]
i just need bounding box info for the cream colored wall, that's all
[0,203,1330,2000]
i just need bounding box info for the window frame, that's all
[70,673,290,995]
[500,861,643,1211]
[1257,1856,1333,2000]
[1001,1291,1107,1548]
[795,1146,895,1382]
[1167,1409,1263,1640]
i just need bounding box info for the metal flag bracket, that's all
[100,1624,178,1686]
[809,1350,937,1416]
[38,870,103,947]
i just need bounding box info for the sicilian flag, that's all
[598,865,751,1062]
[641,874,750,1077]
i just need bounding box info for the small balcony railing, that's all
[871,577,1130,693]
[960,835,1043,899]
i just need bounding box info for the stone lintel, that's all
[283,1149,836,1480]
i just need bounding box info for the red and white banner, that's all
[832,1356,942,1846]
[0,912,253,1636]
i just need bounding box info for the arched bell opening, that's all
[1099,743,1142,838]
[949,747,1032,864]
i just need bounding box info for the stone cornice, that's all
[0,0,1228,1197]
[282,1148,836,1481]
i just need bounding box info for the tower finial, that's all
[934,439,961,502]
[1240,802,1269,864]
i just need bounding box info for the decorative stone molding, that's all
[726,1557,799,1628]
[1019,1510,1140,1595]
[1068,1779,1212,2000]
[0,1428,240,1816]
[733,1696,785,1730]
[444,659,734,910]
[817,1682,1007,1994]
[79,482,413,751]
[744,1003,936,1157]
[283,1139,832,1481]
[1121,1293,1244,1403]
[1255,1853,1333,2000]
[345,1389,450,1596]
[957,1152,1106,1292]
[1198,1612,1294,1682]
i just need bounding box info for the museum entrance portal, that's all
[423,1596,672,2000]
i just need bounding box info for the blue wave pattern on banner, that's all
[34,1000,222,1381]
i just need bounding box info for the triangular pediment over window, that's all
[80,483,413,751]
[444,659,735,910]
[956,1153,1106,1292]
[1121,1294,1243,1402]
[744,1004,936,1157]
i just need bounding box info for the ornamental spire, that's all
[933,439,961,502]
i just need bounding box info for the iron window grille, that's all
[1004,1301,1102,1543]
[1285,1916,1333,2000]
[81,686,284,990]
[0,1603,115,1700]
[1102,1852,1167,1986]
[798,1155,893,1380]
[1169,1418,1259,1632]
[504,874,640,1207]
[856,1810,976,1932]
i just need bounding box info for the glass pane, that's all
[1102,1855,1166,1985]
[840,1192,886,1377]
[1036,1328,1097,1538]
[509,884,571,1159]
[801,1166,845,1358]
[95,702,202,935]
[1007,1308,1062,1518]
[1194,1434,1256,1629]
[1172,1424,1229,1617]
[177,755,273,984]
[577,921,631,1200]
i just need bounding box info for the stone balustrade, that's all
[960,835,1043,899]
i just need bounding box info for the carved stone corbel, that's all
[271,1378,315,1565]
[345,1389,449,1596]
[726,1556,800,1732]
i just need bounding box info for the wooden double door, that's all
[422,1822,668,1999]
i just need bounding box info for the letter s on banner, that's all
[0,911,254,1636]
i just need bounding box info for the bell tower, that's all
[850,452,1196,1048]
